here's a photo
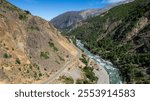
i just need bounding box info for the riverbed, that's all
[76,40,122,84]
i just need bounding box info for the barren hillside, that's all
[0,1,80,84]
[0,0,107,84]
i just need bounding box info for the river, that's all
[76,40,122,84]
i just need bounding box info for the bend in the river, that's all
[76,40,122,84]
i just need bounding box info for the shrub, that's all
[16,58,21,64]
[18,68,21,71]
[40,52,49,59]
[24,10,31,15]
[60,76,74,84]
[79,54,88,65]
[19,14,27,20]
[3,53,12,59]
[39,73,42,77]
[48,41,58,52]
[83,66,98,83]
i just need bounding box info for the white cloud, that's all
[107,0,126,3]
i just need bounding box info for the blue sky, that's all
[7,0,125,20]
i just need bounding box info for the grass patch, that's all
[40,52,49,59]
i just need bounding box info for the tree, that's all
[24,10,31,15]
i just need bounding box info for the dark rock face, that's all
[51,11,82,29]
[50,0,134,32]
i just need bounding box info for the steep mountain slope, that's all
[50,9,105,31]
[69,0,150,83]
[0,1,86,84]
[50,0,134,33]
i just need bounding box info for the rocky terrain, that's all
[69,0,150,83]
[0,0,107,84]
[50,0,134,33]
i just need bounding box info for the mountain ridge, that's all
[0,0,82,83]
[50,0,134,33]
[68,0,150,83]
[0,0,106,84]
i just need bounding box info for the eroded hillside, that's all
[0,1,92,84]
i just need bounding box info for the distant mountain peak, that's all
[50,0,134,32]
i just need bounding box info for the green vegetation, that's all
[40,51,49,59]
[15,58,21,64]
[33,72,43,80]
[60,76,74,84]
[79,54,88,65]
[33,63,40,70]
[70,0,150,83]
[34,72,39,80]
[24,10,31,15]
[76,78,93,84]
[3,53,12,59]
[48,41,54,47]
[83,66,98,82]
[76,79,85,84]
[53,47,58,52]
[39,73,42,77]
[45,73,50,77]
[76,66,98,84]
[48,40,58,52]
[19,63,43,81]
[19,14,27,21]
[78,54,98,84]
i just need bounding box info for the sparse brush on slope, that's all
[0,0,81,84]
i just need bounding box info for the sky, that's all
[7,0,126,20]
